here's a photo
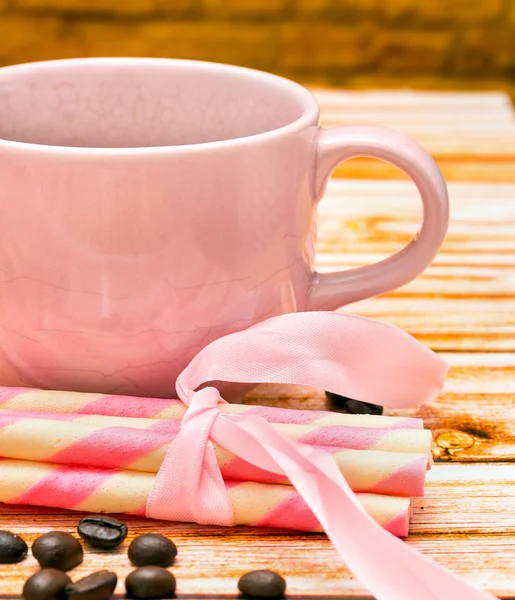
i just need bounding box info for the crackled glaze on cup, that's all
[0,58,448,397]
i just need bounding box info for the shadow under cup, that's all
[0,59,308,148]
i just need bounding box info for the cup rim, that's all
[0,57,320,156]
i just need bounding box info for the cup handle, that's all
[307,126,449,311]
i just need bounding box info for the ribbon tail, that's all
[211,414,496,600]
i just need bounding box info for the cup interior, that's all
[0,59,313,148]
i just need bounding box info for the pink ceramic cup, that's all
[0,58,448,397]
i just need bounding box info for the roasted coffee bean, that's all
[78,515,128,549]
[125,566,176,599]
[344,399,384,415]
[0,530,28,563]
[325,391,384,415]
[128,533,177,567]
[65,570,117,600]
[32,531,83,571]
[238,570,287,599]
[22,569,71,600]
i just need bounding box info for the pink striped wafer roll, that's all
[0,459,411,537]
[0,387,422,428]
[0,411,427,496]
[0,407,431,456]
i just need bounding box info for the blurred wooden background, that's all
[0,0,513,97]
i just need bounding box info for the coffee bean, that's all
[344,399,384,415]
[125,566,176,599]
[0,530,28,563]
[325,391,384,415]
[32,531,83,571]
[128,534,177,567]
[66,570,117,600]
[78,515,128,549]
[22,569,71,600]
[238,570,286,599]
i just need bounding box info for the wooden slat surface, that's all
[313,90,515,181]
[317,179,515,351]
[1,90,515,599]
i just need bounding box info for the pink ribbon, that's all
[146,312,495,600]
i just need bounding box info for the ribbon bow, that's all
[146,312,495,600]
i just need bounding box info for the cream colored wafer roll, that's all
[0,387,422,428]
[0,408,432,455]
[0,459,411,536]
[0,411,428,496]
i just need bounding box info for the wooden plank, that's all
[317,180,515,257]
[322,120,515,135]
[339,297,515,352]
[245,353,515,462]
[313,179,515,351]
[311,90,515,181]
[1,464,515,598]
[327,267,515,297]
[421,464,515,533]
[334,160,515,183]
[313,90,515,136]
[311,90,515,110]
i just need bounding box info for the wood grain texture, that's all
[0,90,514,599]
[313,89,515,181]
[317,179,515,351]
[247,354,515,462]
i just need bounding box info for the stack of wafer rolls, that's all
[0,387,431,537]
